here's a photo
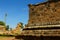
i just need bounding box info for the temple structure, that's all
[27,0,60,27]
[0,25,6,34]
[10,23,22,35]
[16,0,60,40]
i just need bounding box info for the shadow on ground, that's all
[15,35,60,40]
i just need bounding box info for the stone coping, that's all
[25,25,60,29]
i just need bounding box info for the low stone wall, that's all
[20,29,60,36]
[15,29,60,40]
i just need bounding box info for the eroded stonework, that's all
[21,0,60,37]
[16,0,60,40]
[27,0,60,27]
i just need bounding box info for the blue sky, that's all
[0,0,47,28]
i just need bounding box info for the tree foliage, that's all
[0,21,5,26]
[6,25,9,30]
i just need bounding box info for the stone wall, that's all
[27,0,60,27]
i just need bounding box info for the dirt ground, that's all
[0,37,19,40]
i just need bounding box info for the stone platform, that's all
[15,25,60,40]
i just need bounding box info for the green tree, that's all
[0,21,5,26]
[6,25,9,31]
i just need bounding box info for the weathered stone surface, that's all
[27,0,60,27]
[16,0,60,40]
[21,29,60,36]
[20,0,60,37]
[10,23,22,35]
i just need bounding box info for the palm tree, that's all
[4,13,7,26]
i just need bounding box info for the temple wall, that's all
[27,1,60,27]
[15,0,60,40]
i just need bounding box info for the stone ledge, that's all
[20,29,60,36]
[25,25,60,29]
